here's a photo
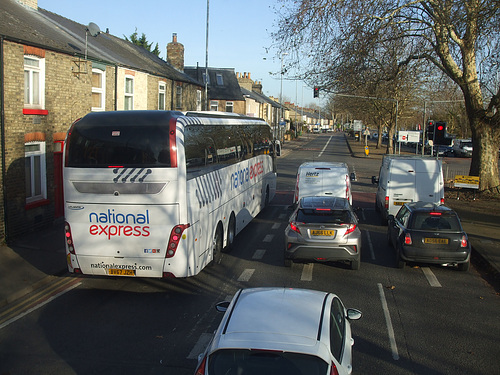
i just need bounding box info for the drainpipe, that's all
[114,64,118,111]
[0,36,8,242]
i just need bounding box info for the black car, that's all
[387,202,470,271]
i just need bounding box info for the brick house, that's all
[0,0,203,241]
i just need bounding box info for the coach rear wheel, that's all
[210,225,223,266]
[224,213,236,253]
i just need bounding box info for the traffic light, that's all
[313,87,319,98]
[426,121,434,142]
[434,121,447,145]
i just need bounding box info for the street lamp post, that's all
[279,52,288,142]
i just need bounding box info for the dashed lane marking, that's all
[252,249,266,260]
[263,234,274,243]
[237,269,255,282]
[271,223,281,230]
[422,267,442,287]
[378,283,400,360]
[301,263,314,281]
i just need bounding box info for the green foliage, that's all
[124,28,160,57]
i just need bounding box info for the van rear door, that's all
[388,159,416,215]
[414,159,443,204]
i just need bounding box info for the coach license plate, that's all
[311,230,335,236]
[424,238,449,244]
[108,268,136,276]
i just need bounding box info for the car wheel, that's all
[223,213,236,253]
[396,246,405,269]
[350,258,360,270]
[457,260,470,272]
[210,225,223,266]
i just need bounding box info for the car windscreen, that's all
[65,120,171,168]
[410,212,462,231]
[297,209,352,224]
[208,349,328,375]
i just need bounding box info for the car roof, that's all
[404,202,455,213]
[298,161,348,170]
[211,288,333,361]
[299,196,350,210]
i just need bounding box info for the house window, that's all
[202,72,210,85]
[159,82,166,110]
[25,141,47,203]
[225,101,234,112]
[24,56,45,109]
[216,74,223,86]
[196,90,202,111]
[176,85,182,109]
[91,68,106,111]
[210,100,219,111]
[124,76,134,110]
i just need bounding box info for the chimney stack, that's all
[167,33,184,71]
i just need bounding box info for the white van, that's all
[372,155,444,223]
[294,162,353,204]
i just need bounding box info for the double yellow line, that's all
[0,276,82,329]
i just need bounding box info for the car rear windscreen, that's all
[297,209,352,224]
[209,349,328,375]
[410,213,461,231]
[65,117,172,168]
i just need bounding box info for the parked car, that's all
[285,197,361,270]
[387,202,471,271]
[432,144,453,157]
[452,139,473,157]
[194,287,362,375]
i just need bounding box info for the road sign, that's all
[454,175,479,189]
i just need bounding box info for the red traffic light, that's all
[437,125,444,131]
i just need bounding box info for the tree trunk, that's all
[469,117,500,193]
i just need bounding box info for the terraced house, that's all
[0,0,203,241]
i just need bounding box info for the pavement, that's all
[1,132,499,309]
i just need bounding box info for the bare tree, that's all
[272,0,500,192]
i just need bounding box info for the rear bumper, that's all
[285,244,360,262]
[401,246,471,264]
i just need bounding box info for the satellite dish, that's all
[87,22,101,37]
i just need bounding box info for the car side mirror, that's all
[350,172,356,182]
[347,308,362,321]
[387,214,395,223]
[215,301,230,313]
[371,176,379,185]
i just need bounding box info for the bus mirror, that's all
[350,172,356,182]
[371,176,379,185]
[275,141,281,157]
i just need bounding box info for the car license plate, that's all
[394,201,410,206]
[311,230,335,236]
[424,238,449,244]
[108,268,136,276]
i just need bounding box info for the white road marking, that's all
[237,269,255,282]
[378,283,400,360]
[187,332,212,359]
[365,230,376,260]
[252,249,266,260]
[318,136,333,158]
[0,281,81,330]
[263,234,274,243]
[301,263,314,281]
[422,267,442,287]
[272,223,281,230]
[278,214,286,220]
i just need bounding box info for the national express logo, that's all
[88,209,150,240]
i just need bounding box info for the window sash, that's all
[25,141,46,203]
[159,82,166,110]
[124,76,134,110]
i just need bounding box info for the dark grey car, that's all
[284,197,361,270]
[388,202,471,271]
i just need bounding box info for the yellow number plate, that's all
[424,238,449,244]
[394,201,410,206]
[311,230,335,236]
[108,268,136,276]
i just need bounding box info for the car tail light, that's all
[344,224,356,236]
[166,224,190,258]
[461,235,468,248]
[440,197,445,204]
[430,212,442,216]
[290,222,301,234]
[64,221,75,254]
[194,354,207,375]
[330,362,340,375]
[385,196,389,210]
[404,233,412,245]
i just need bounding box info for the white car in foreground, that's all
[194,287,362,375]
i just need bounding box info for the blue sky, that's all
[38,0,314,106]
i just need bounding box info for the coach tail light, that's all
[166,224,190,258]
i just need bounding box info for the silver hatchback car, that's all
[194,287,362,375]
[285,197,362,270]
